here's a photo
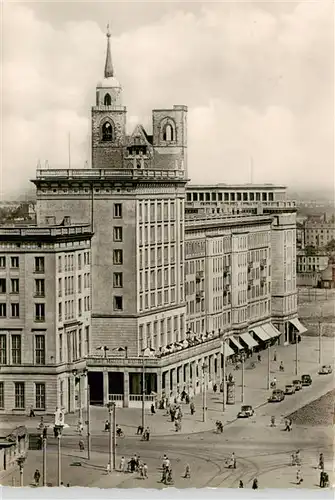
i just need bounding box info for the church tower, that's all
[91,26,127,169]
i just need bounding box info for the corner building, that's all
[32,31,306,410]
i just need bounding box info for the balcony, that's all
[247,263,253,272]
[196,291,204,301]
[195,271,204,282]
[34,168,186,182]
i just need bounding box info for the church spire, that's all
[104,24,114,78]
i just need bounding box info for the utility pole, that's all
[295,333,298,376]
[202,363,208,423]
[42,428,47,486]
[54,425,63,486]
[142,356,145,430]
[222,337,226,412]
[108,402,116,471]
[318,318,322,365]
[267,344,271,391]
[87,383,91,460]
[112,403,116,471]
[241,353,245,403]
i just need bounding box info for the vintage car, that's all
[318,365,333,375]
[268,389,285,402]
[237,405,255,418]
[301,374,312,386]
[292,379,302,391]
[285,384,296,395]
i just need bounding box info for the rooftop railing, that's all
[0,224,92,237]
[35,168,185,181]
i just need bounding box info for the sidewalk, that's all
[0,337,334,438]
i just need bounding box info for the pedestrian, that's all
[284,418,290,431]
[231,452,236,469]
[150,403,155,415]
[106,463,111,474]
[183,464,191,478]
[66,483,70,487]
[145,426,150,441]
[77,421,83,435]
[136,425,144,435]
[318,453,324,470]
[119,456,125,472]
[239,480,244,488]
[296,468,303,485]
[279,361,284,372]
[34,469,41,486]
[29,406,35,418]
[143,463,148,479]
[288,418,293,432]
[252,478,258,489]
[190,401,195,415]
[79,439,84,451]
[270,416,276,427]
[213,383,217,393]
[273,350,277,362]
[104,420,110,432]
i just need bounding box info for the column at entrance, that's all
[103,371,109,406]
[156,371,162,399]
[171,368,177,394]
[123,371,129,408]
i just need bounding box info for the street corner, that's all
[256,463,331,490]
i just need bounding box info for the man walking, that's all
[34,469,41,487]
[183,464,191,478]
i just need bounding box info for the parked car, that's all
[318,365,333,375]
[285,384,296,395]
[268,389,285,402]
[301,374,312,386]
[292,379,302,391]
[237,405,255,418]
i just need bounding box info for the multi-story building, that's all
[24,30,306,410]
[297,252,329,273]
[0,219,93,414]
[304,220,335,248]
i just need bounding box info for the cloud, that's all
[1,1,333,198]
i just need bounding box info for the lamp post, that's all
[16,455,26,487]
[83,368,91,460]
[221,334,226,413]
[202,362,208,423]
[295,333,299,376]
[267,344,271,390]
[42,426,47,486]
[241,352,246,403]
[141,346,155,430]
[318,314,323,366]
[107,402,116,471]
[54,425,64,486]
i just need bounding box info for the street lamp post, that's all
[82,368,91,460]
[318,316,323,366]
[295,333,299,376]
[221,335,226,413]
[267,344,271,390]
[241,353,245,403]
[16,455,26,487]
[141,346,155,430]
[202,363,208,423]
[54,425,64,486]
[42,426,47,486]
[107,402,116,471]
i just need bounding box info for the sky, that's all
[1,0,334,199]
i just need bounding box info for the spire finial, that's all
[104,24,114,78]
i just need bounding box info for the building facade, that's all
[0,220,93,415]
[304,220,335,248]
[16,30,307,411]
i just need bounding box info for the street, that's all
[2,336,334,489]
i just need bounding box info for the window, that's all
[113,272,123,288]
[0,256,5,268]
[163,123,175,141]
[0,303,6,317]
[14,382,25,409]
[58,302,62,322]
[78,253,82,270]
[102,121,113,141]
[59,333,63,362]
[113,249,123,265]
[78,275,82,293]
[35,279,45,297]
[114,296,123,310]
[10,256,19,268]
[113,203,122,218]
[78,298,82,316]
[104,92,112,106]
[35,383,46,410]
[85,326,90,354]
[10,279,19,294]
[0,279,6,293]
[113,227,123,242]
[0,335,6,364]
[78,329,82,359]
[58,255,62,272]
[11,303,19,318]
[35,335,46,365]
[11,335,21,364]
[35,257,45,273]
[35,303,45,322]
[0,382,3,409]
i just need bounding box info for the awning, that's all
[289,318,307,334]
[229,337,244,350]
[250,326,270,342]
[239,332,258,348]
[262,323,281,339]
[221,343,234,357]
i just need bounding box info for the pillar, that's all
[123,371,129,408]
[184,363,190,390]
[156,371,162,398]
[171,368,177,394]
[103,371,109,406]
[164,370,170,396]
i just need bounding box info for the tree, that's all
[325,239,335,253]
[305,245,317,256]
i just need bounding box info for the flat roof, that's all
[187,184,287,190]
